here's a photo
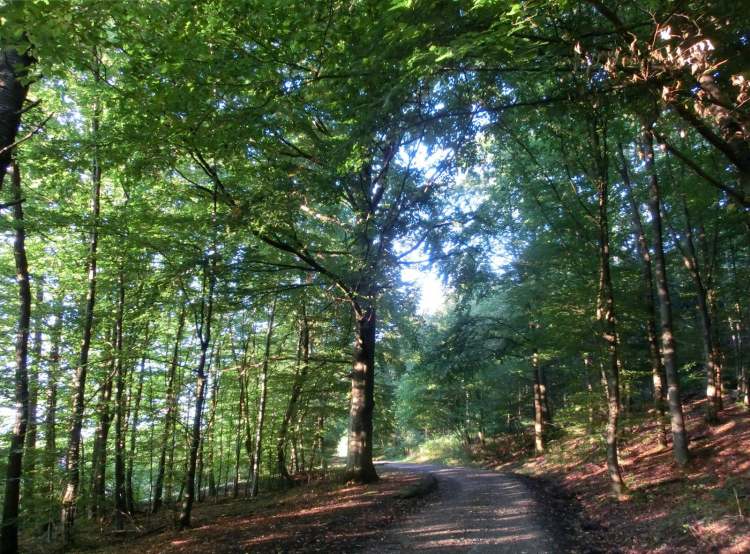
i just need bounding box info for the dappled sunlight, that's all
[106,473,424,553]
[519,396,750,552]
[368,463,554,552]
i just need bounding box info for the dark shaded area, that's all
[512,472,607,553]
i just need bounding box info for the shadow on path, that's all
[367,462,557,553]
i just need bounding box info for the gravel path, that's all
[366,462,558,553]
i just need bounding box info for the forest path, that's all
[366,462,558,553]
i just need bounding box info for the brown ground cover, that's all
[506,398,750,553]
[66,472,426,553]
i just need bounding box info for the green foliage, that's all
[0,0,749,548]
[407,434,473,466]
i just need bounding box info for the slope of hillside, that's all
[504,399,750,553]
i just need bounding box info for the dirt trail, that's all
[366,462,558,553]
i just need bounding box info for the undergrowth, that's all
[405,434,474,466]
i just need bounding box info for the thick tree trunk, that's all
[642,123,690,466]
[0,162,32,554]
[250,297,277,497]
[0,47,31,190]
[346,305,378,483]
[152,305,185,513]
[62,79,102,543]
[277,304,309,483]
[113,272,128,530]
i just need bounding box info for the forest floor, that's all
[60,462,562,554]
[487,396,750,553]
[27,399,749,553]
[58,471,431,554]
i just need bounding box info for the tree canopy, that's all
[0,1,748,551]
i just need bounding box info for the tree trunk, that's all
[593,152,626,496]
[152,305,185,513]
[729,245,748,406]
[346,304,378,483]
[539,362,552,424]
[23,278,43,506]
[233,338,250,498]
[642,123,690,467]
[250,297,277,497]
[113,272,128,530]
[680,208,721,423]
[177,338,209,527]
[177,257,216,528]
[277,304,309,483]
[617,144,668,446]
[236,336,253,498]
[206,343,222,499]
[126,332,147,515]
[196,440,205,502]
[247,333,258,477]
[0,47,32,190]
[44,296,63,540]
[62,71,102,542]
[317,416,327,475]
[0,162,32,554]
[89,325,116,520]
[732,311,748,406]
[532,350,545,454]
[583,354,595,433]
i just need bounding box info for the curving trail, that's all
[366,462,558,553]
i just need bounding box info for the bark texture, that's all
[642,122,690,466]
[0,162,32,554]
[250,297,277,497]
[277,304,310,482]
[346,305,378,483]
[0,47,31,189]
[617,145,668,446]
[61,75,102,542]
[152,305,185,513]
[178,254,216,528]
[592,136,626,496]
[113,272,127,529]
